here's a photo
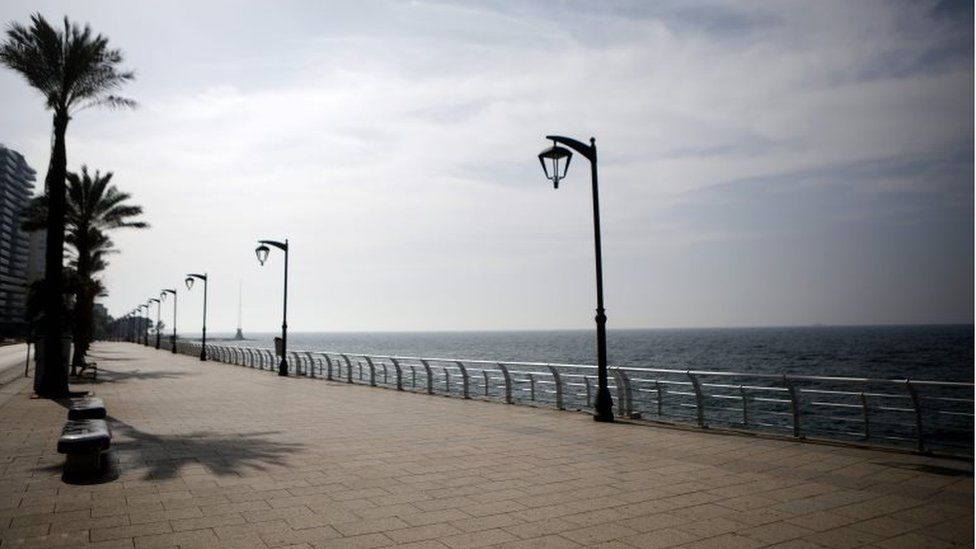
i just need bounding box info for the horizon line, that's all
[200,322,974,335]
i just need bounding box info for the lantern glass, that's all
[185,277,194,290]
[160,292,167,302]
[255,244,270,266]
[537,144,572,188]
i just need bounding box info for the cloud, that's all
[0,0,970,330]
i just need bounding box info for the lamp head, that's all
[255,244,270,266]
[185,277,194,291]
[538,142,572,189]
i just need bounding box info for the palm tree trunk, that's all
[71,287,93,373]
[35,110,69,397]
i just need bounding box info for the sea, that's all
[209,324,974,382]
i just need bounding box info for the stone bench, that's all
[57,419,111,478]
[67,396,106,420]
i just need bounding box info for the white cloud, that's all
[0,0,970,330]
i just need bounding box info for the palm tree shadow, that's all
[74,367,195,385]
[107,416,305,480]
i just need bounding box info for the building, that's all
[0,145,36,337]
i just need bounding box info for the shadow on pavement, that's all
[73,367,196,385]
[107,416,306,480]
[877,460,973,477]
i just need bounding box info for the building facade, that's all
[0,145,36,337]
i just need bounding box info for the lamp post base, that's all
[278,359,288,377]
[593,387,614,422]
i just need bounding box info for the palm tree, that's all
[1,14,135,396]
[66,167,147,369]
[24,166,148,373]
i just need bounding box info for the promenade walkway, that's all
[0,343,971,549]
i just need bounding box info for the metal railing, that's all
[164,340,974,457]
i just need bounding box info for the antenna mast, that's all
[234,280,244,340]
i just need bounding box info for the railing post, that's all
[305,352,316,378]
[410,365,417,388]
[546,365,564,410]
[291,351,301,375]
[455,361,470,399]
[655,379,663,417]
[783,375,801,438]
[611,368,633,417]
[341,354,353,383]
[381,362,388,385]
[528,373,535,401]
[391,358,403,391]
[322,354,333,380]
[686,371,706,428]
[482,370,490,397]
[364,357,375,386]
[497,364,512,404]
[860,392,870,440]
[444,367,451,395]
[740,385,749,426]
[584,376,592,407]
[905,379,925,453]
[420,360,433,394]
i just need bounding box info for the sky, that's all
[0,0,972,333]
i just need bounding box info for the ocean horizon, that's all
[195,324,973,382]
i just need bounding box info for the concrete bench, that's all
[57,419,111,478]
[67,396,106,420]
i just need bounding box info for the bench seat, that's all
[67,397,106,420]
[58,419,111,454]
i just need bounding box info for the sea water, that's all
[211,325,973,382]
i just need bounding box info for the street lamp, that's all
[185,273,208,361]
[149,298,161,349]
[255,239,289,377]
[139,303,150,346]
[160,289,178,354]
[537,135,614,422]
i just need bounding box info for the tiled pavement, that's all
[0,342,971,549]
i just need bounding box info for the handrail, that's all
[161,342,974,457]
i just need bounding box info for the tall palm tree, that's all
[66,167,147,369]
[1,14,135,396]
[23,166,148,373]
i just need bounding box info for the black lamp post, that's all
[538,135,614,422]
[185,273,208,361]
[161,289,177,353]
[139,304,150,346]
[255,239,289,377]
[149,298,161,349]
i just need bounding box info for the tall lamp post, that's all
[255,239,289,377]
[149,298,162,349]
[139,304,150,346]
[537,135,614,422]
[185,273,208,361]
[161,289,177,353]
